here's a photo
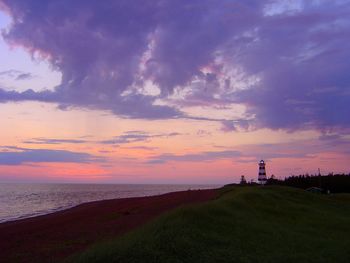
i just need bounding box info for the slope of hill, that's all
[69,186,350,263]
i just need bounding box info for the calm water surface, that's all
[0,183,219,223]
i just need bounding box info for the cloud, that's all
[23,138,88,145]
[100,131,181,146]
[125,146,158,151]
[221,120,237,132]
[0,88,57,103]
[22,132,182,147]
[196,130,212,137]
[0,70,34,80]
[15,73,33,80]
[227,2,350,131]
[229,137,350,162]
[0,88,181,119]
[0,146,102,165]
[147,143,317,165]
[0,0,349,131]
[148,150,241,164]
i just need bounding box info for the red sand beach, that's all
[0,189,217,263]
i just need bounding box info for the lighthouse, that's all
[258,160,267,184]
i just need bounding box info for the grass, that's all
[67,186,350,263]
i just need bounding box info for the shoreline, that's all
[0,183,220,224]
[0,188,213,225]
[0,188,218,263]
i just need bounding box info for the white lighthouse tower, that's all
[258,160,267,185]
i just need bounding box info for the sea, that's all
[0,183,219,223]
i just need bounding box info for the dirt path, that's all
[0,189,217,263]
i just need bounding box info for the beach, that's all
[0,188,217,263]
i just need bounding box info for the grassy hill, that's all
[68,186,350,263]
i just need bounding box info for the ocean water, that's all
[0,183,219,223]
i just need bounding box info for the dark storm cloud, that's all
[0,146,102,165]
[0,0,349,130]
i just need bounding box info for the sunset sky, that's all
[0,0,349,184]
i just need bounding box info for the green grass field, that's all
[68,186,350,263]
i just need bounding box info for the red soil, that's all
[0,189,217,263]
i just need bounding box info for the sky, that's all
[0,0,349,184]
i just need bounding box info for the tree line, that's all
[265,173,350,193]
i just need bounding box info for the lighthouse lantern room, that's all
[258,160,267,185]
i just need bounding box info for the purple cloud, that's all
[23,138,88,145]
[0,147,102,165]
[125,146,158,151]
[227,2,350,131]
[15,73,33,80]
[100,131,181,146]
[0,88,57,102]
[0,0,349,131]
[0,70,34,80]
